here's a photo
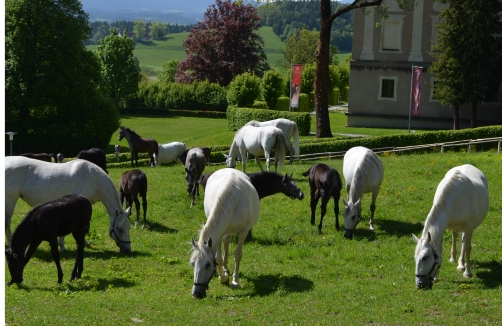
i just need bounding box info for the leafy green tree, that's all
[261,70,284,110]
[133,19,147,41]
[429,0,502,129]
[149,21,167,40]
[5,0,119,155]
[95,28,140,108]
[176,0,270,86]
[227,73,262,107]
[158,60,180,84]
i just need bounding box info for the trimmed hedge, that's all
[297,93,310,112]
[276,96,290,111]
[330,88,340,106]
[252,101,268,110]
[120,109,226,119]
[227,107,311,136]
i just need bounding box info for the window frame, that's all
[378,76,399,101]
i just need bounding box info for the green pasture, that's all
[6,150,502,325]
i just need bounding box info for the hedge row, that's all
[121,108,226,119]
[227,107,311,136]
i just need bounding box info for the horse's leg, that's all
[133,194,141,228]
[141,193,147,229]
[5,212,13,247]
[48,238,64,283]
[240,150,247,173]
[333,192,341,231]
[24,238,43,266]
[254,154,265,171]
[450,231,459,263]
[58,236,67,252]
[460,231,474,277]
[220,234,232,284]
[130,151,134,167]
[190,187,196,207]
[310,187,321,227]
[286,139,293,164]
[369,188,380,231]
[71,231,85,281]
[318,194,331,234]
[230,231,248,289]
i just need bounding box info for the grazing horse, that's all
[179,146,211,166]
[302,163,343,234]
[225,125,286,173]
[342,146,384,239]
[413,164,489,290]
[245,118,300,163]
[119,169,148,228]
[185,148,206,207]
[5,156,132,253]
[77,148,108,174]
[190,168,260,298]
[5,194,92,285]
[154,142,186,166]
[19,153,54,163]
[118,126,158,167]
[199,170,305,240]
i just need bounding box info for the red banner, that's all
[411,66,423,116]
[290,65,303,108]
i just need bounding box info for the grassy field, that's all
[5,115,502,325]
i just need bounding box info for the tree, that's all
[158,60,180,84]
[149,21,167,40]
[5,0,119,156]
[429,0,502,129]
[314,0,415,138]
[133,19,147,41]
[226,73,262,107]
[176,0,270,86]
[95,28,140,108]
[261,70,284,110]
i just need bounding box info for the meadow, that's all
[5,115,502,325]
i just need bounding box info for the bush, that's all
[226,72,261,107]
[276,96,290,111]
[252,101,268,110]
[297,93,310,112]
[330,88,340,106]
[261,70,284,110]
[227,107,311,136]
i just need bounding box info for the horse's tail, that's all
[292,122,300,160]
[274,130,286,170]
[301,167,311,177]
[154,141,159,167]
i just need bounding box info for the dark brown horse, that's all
[118,126,158,167]
[19,153,55,163]
[185,148,206,207]
[77,148,108,174]
[302,163,343,234]
[199,170,305,240]
[5,194,92,285]
[119,169,148,228]
[179,146,211,166]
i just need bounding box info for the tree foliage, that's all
[5,0,119,156]
[227,73,262,107]
[149,21,168,40]
[133,19,147,41]
[95,28,140,108]
[261,70,284,110]
[429,0,502,129]
[176,0,270,86]
[158,60,180,84]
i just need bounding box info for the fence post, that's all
[498,139,501,153]
[441,144,444,153]
[468,140,472,153]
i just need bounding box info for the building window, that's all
[430,16,440,53]
[429,77,437,102]
[379,15,405,53]
[378,76,398,101]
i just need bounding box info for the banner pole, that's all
[289,62,293,112]
[408,64,414,134]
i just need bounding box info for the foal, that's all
[302,163,343,234]
[5,194,92,285]
[119,169,148,228]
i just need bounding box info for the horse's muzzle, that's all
[119,244,131,254]
[416,277,433,290]
[192,287,207,299]
[344,229,354,239]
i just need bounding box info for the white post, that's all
[6,132,17,156]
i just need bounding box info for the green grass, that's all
[6,151,502,325]
[86,26,285,72]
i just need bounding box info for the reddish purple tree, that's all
[176,0,270,86]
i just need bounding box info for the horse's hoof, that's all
[457,266,465,272]
[229,281,239,289]
[463,272,473,278]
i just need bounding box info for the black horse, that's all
[5,194,92,285]
[19,153,56,163]
[199,170,305,240]
[179,146,211,166]
[119,169,148,228]
[302,163,343,234]
[77,148,108,174]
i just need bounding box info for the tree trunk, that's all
[471,101,477,128]
[453,105,459,130]
[314,0,334,138]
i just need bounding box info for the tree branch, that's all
[328,0,384,25]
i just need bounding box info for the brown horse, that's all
[119,169,148,228]
[19,153,55,163]
[302,163,343,234]
[77,148,108,174]
[118,126,158,167]
[5,194,92,285]
[179,146,211,166]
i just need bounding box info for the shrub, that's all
[226,72,261,107]
[297,93,310,112]
[330,88,340,106]
[276,96,290,111]
[252,101,268,109]
[261,70,284,110]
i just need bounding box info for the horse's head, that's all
[224,153,236,168]
[190,237,217,299]
[185,167,197,193]
[282,173,304,200]
[342,198,362,239]
[5,249,25,285]
[413,232,441,290]
[118,126,125,141]
[109,207,132,253]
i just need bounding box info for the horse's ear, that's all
[223,154,228,159]
[412,233,420,244]
[343,198,349,207]
[207,237,212,248]
[191,238,198,249]
[354,198,361,207]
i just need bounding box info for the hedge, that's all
[227,107,311,136]
[276,96,290,111]
[121,109,226,119]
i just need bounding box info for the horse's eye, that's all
[421,255,429,261]
[190,260,195,267]
[205,262,211,269]
[352,215,356,220]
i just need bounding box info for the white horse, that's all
[225,125,286,173]
[245,118,300,163]
[342,146,384,239]
[154,141,186,166]
[5,156,132,253]
[190,168,260,298]
[412,164,489,289]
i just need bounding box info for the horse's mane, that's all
[11,203,45,246]
[247,171,281,184]
[122,127,141,139]
[349,151,377,200]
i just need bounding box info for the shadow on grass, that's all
[143,221,178,234]
[475,260,502,288]
[246,274,314,297]
[376,219,423,238]
[249,236,290,246]
[9,277,137,292]
[31,247,149,263]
